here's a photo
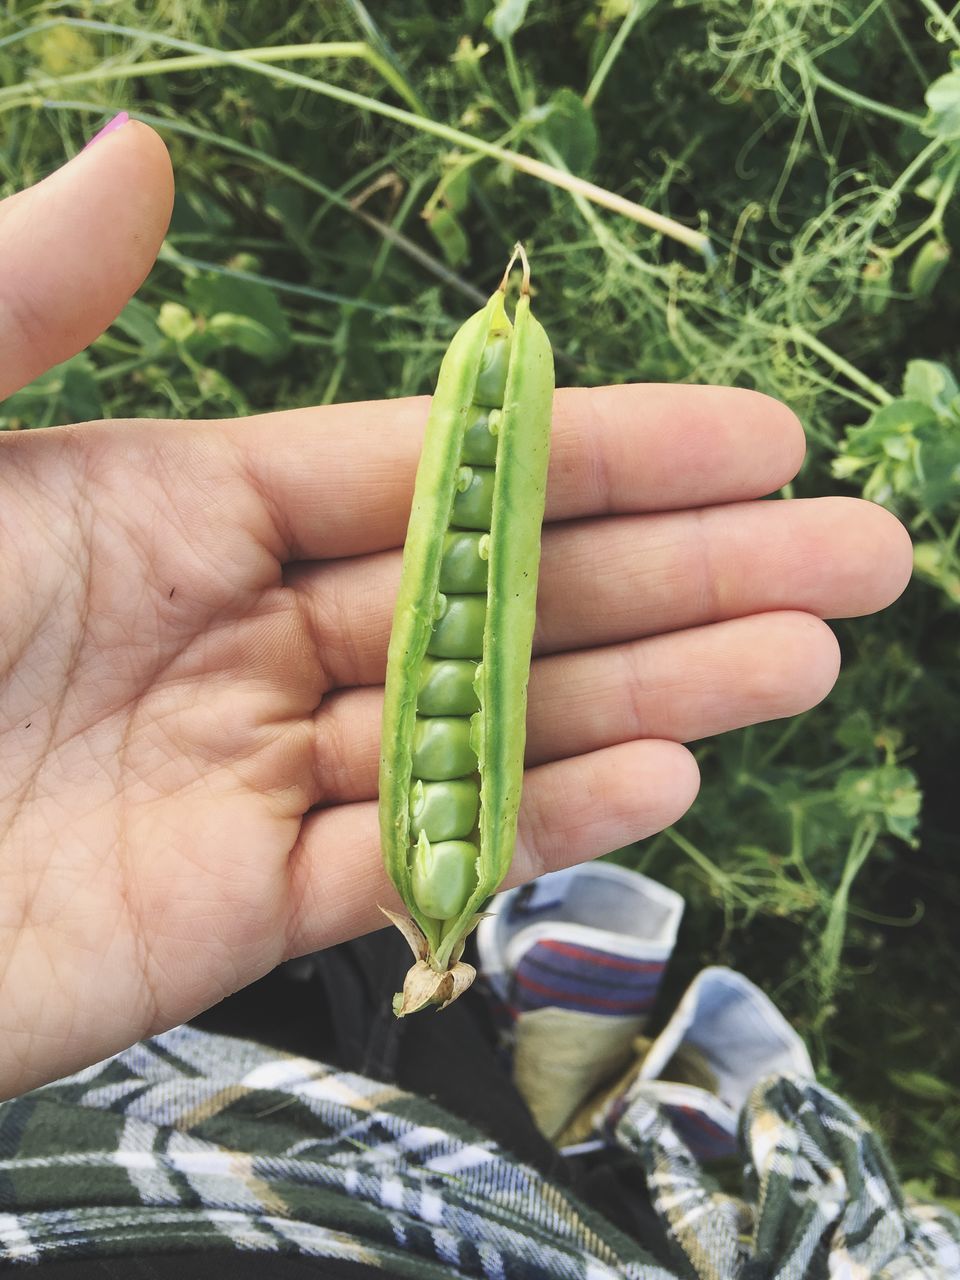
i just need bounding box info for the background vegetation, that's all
[1,0,958,1205]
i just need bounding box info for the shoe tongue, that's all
[475,866,685,1023]
[506,925,669,1019]
[505,875,572,919]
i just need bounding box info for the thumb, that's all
[0,116,174,400]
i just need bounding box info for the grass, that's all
[1,0,958,1206]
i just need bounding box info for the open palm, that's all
[0,122,912,1099]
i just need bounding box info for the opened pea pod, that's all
[379,244,554,1016]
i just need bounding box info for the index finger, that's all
[227,384,805,561]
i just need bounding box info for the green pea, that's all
[411,834,479,921]
[411,717,477,780]
[461,407,500,466]
[451,466,495,530]
[474,332,511,406]
[427,594,486,659]
[439,532,489,593]
[417,657,480,715]
[378,243,554,1016]
[409,778,480,841]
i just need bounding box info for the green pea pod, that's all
[379,244,554,1016]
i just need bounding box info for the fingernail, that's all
[83,111,130,151]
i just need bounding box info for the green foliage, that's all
[538,88,598,174]
[488,0,533,42]
[925,59,960,139]
[908,238,950,298]
[0,353,101,428]
[0,0,958,1200]
[835,360,960,603]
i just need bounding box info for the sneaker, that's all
[476,863,685,1021]
[474,864,685,1147]
[601,966,814,1161]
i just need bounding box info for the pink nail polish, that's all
[83,111,130,150]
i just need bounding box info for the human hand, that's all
[0,123,913,1098]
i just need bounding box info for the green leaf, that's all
[867,398,938,435]
[908,239,951,300]
[931,1149,960,1183]
[170,189,235,235]
[441,163,472,215]
[0,354,101,429]
[830,454,872,480]
[193,363,247,412]
[902,359,959,416]
[185,275,291,358]
[60,356,102,423]
[889,1070,959,1103]
[917,433,960,515]
[838,399,937,463]
[913,541,960,605]
[157,302,197,344]
[109,298,165,354]
[264,184,309,252]
[424,206,470,267]
[488,0,532,41]
[881,433,913,462]
[834,710,877,753]
[206,312,289,361]
[834,765,922,844]
[538,87,598,175]
[924,70,960,139]
[859,257,892,317]
[915,173,942,202]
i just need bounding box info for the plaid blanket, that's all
[0,1024,956,1277]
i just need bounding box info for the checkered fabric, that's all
[0,1025,957,1277]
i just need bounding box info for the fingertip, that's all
[550,384,808,516]
[75,117,175,233]
[127,118,175,191]
[753,611,842,715]
[654,738,702,825]
[821,498,915,615]
[804,613,842,700]
[705,386,806,494]
[867,502,914,607]
[751,389,807,486]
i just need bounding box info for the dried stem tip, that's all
[379,905,479,1016]
[498,241,531,296]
